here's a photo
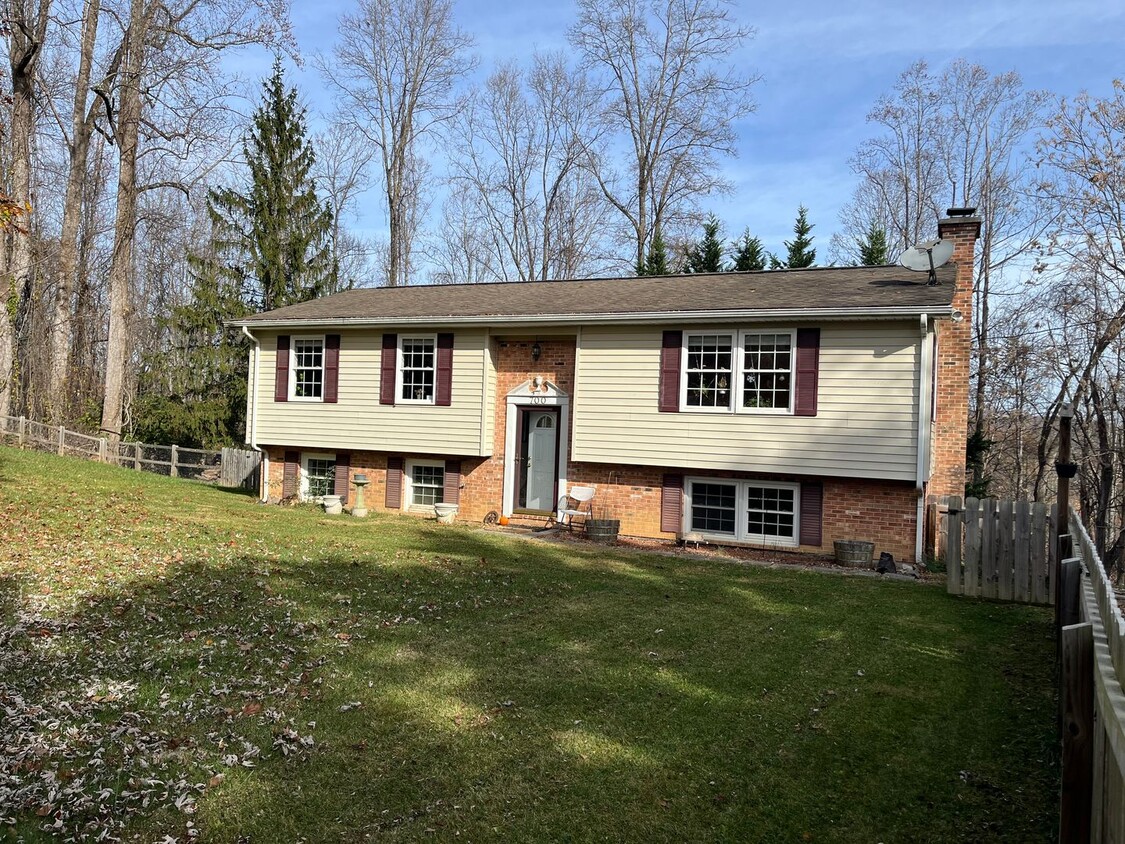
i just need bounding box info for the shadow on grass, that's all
[2,517,1060,843]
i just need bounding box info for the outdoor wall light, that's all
[531,341,542,361]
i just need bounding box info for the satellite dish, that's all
[898,238,954,285]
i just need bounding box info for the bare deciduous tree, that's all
[320,0,474,287]
[569,0,757,274]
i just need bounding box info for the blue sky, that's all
[242,0,1123,268]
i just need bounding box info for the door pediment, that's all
[507,378,567,399]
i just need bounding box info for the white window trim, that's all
[396,334,438,405]
[288,334,326,402]
[404,458,445,511]
[684,477,800,547]
[300,452,336,502]
[678,329,797,416]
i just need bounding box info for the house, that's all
[232,211,980,563]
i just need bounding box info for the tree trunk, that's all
[100,0,148,440]
[48,0,105,424]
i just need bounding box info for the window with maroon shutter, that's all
[795,328,820,417]
[334,451,350,504]
[380,333,397,405]
[659,330,682,412]
[282,450,299,497]
[385,456,403,509]
[661,474,683,533]
[435,333,453,406]
[274,336,291,402]
[799,482,823,547]
[443,459,461,504]
[324,334,340,403]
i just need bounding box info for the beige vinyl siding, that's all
[254,328,492,457]
[572,323,921,481]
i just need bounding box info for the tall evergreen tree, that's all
[771,205,816,268]
[210,60,336,310]
[639,227,670,276]
[684,214,726,273]
[730,229,767,271]
[857,221,890,265]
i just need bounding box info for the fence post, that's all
[171,444,179,478]
[134,442,141,471]
[1059,620,1093,844]
[1059,558,1083,629]
[18,415,26,447]
[946,496,962,596]
[99,438,108,463]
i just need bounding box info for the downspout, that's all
[915,315,934,563]
[242,325,267,502]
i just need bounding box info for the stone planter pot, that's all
[585,519,621,543]
[322,495,343,515]
[834,539,875,568]
[434,503,459,525]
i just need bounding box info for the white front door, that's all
[522,410,557,511]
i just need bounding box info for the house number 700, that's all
[530,396,547,405]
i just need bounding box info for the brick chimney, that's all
[929,208,981,503]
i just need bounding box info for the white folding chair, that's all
[556,485,596,530]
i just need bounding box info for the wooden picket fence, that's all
[1064,513,1125,842]
[944,496,1055,605]
[0,414,260,491]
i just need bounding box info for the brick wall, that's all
[930,215,980,503]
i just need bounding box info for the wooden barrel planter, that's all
[834,540,875,568]
[585,519,620,543]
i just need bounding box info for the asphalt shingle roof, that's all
[235,264,958,325]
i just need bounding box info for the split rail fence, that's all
[0,414,260,491]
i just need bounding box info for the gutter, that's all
[914,315,935,563]
[228,305,954,330]
[241,325,267,502]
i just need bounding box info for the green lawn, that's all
[1,445,1057,842]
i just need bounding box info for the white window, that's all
[405,460,444,509]
[686,478,799,546]
[680,329,796,414]
[742,333,793,411]
[301,453,336,500]
[399,336,436,403]
[290,336,325,401]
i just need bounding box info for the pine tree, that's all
[730,229,767,271]
[639,227,670,276]
[684,214,726,273]
[857,221,890,265]
[133,253,250,447]
[210,60,335,310]
[772,205,816,269]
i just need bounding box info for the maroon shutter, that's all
[324,334,340,403]
[282,450,299,497]
[799,481,823,547]
[274,335,291,402]
[795,328,820,417]
[659,330,682,412]
[661,473,683,533]
[436,333,454,406]
[443,459,461,505]
[386,456,403,509]
[380,334,397,405]
[334,451,350,504]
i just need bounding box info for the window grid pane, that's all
[746,486,795,539]
[743,333,792,410]
[293,339,324,399]
[690,482,737,534]
[401,338,436,401]
[306,458,335,498]
[685,334,733,408]
[411,465,445,507]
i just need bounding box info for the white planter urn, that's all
[322,495,343,515]
[434,503,459,525]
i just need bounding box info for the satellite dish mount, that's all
[898,238,954,285]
